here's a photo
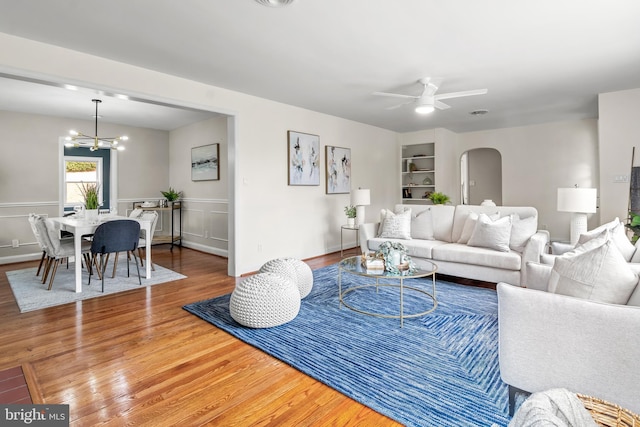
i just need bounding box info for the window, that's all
[64,157,103,208]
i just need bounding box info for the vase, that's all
[347,217,355,227]
[480,199,496,207]
[85,209,99,222]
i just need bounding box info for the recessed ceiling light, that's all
[255,0,296,7]
[469,109,489,116]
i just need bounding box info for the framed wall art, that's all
[288,130,320,186]
[325,145,351,194]
[191,143,219,181]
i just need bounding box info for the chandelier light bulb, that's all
[65,99,129,151]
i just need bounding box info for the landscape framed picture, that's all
[288,131,320,186]
[325,145,351,194]
[191,143,219,181]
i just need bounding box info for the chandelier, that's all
[65,99,127,151]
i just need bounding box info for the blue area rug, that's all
[183,264,510,427]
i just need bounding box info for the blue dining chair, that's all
[89,220,141,292]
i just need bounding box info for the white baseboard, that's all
[1,244,228,266]
[0,253,42,265]
[180,241,228,258]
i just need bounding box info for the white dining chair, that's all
[28,213,49,277]
[33,215,92,290]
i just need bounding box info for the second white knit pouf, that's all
[229,272,301,328]
[259,258,314,299]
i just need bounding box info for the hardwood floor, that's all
[0,247,404,426]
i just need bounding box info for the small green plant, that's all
[161,187,182,202]
[627,212,640,243]
[344,205,356,218]
[78,182,100,209]
[428,191,450,205]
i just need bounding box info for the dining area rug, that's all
[6,261,186,313]
[183,263,510,427]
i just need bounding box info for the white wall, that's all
[169,116,229,256]
[458,119,599,241]
[398,120,599,241]
[598,88,640,223]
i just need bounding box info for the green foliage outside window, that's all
[66,161,97,172]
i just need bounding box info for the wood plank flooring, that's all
[0,247,403,426]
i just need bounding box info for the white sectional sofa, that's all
[359,204,549,286]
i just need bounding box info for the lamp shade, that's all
[557,188,597,213]
[351,189,370,206]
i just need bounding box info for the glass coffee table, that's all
[338,256,438,327]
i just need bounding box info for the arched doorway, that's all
[461,148,502,205]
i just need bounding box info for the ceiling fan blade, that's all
[372,91,419,100]
[385,100,414,110]
[434,100,451,110]
[435,88,488,101]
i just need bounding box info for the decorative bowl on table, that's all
[141,201,157,208]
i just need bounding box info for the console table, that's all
[133,201,182,250]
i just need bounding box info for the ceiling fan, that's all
[373,77,488,114]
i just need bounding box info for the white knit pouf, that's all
[259,258,314,299]
[229,272,301,328]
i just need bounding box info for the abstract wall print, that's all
[325,145,351,194]
[288,131,320,186]
[191,144,219,181]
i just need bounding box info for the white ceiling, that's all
[0,0,639,133]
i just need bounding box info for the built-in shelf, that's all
[401,143,436,204]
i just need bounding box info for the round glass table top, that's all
[339,255,437,279]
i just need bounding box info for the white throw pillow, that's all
[467,214,512,252]
[379,209,412,240]
[509,214,538,253]
[457,212,479,244]
[411,208,434,240]
[578,218,636,262]
[549,238,638,305]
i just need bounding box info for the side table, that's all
[341,224,360,257]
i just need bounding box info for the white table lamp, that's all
[351,188,370,226]
[557,187,597,245]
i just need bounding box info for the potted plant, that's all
[344,205,356,227]
[428,191,450,205]
[627,212,640,243]
[78,182,100,220]
[161,187,182,203]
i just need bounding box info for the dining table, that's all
[49,214,153,293]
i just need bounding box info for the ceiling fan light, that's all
[415,104,435,114]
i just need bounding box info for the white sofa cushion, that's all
[432,243,522,270]
[509,214,538,253]
[378,209,412,240]
[578,218,636,262]
[411,208,434,240]
[467,214,512,252]
[549,237,638,305]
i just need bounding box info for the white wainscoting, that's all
[0,201,58,264]
[119,198,229,258]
